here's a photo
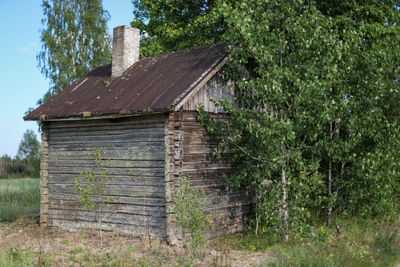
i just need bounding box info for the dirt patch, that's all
[0,218,273,266]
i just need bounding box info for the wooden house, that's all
[25,26,249,243]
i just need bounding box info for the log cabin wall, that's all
[174,111,251,238]
[164,112,181,243]
[166,73,250,241]
[43,114,168,238]
[40,123,49,226]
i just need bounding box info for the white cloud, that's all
[16,42,40,54]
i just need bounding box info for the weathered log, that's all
[49,142,164,151]
[49,193,166,206]
[49,148,165,161]
[49,166,165,176]
[49,199,166,216]
[48,174,164,186]
[48,183,165,198]
[48,218,167,237]
[48,131,165,144]
[49,114,167,129]
[48,122,165,135]
[48,159,164,168]
[48,209,166,227]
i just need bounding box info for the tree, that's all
[17,130,41,162]
[0,154,12,178]
[314,0,400,219]
[131,0,225,56]
[218,0,400,233]
[133,0,400,239]
[16,130,41,177]
[37,0,111,104]
[206,0,340,239]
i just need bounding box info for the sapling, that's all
[75,148,112,247]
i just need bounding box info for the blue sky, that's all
[0,0,133,158]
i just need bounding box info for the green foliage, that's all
[0,178,40,222]
[174,177,210,248]
[0,130,41,179]
[74,148,112,246]
[131,0,225,56]
[224,218,400,266]
[0,247,53,267]
[0,248,35,267]
[8,247,23,263]
[1,158,39,179]
[0,154,13,179]
[14,130,41,178]
[16,130,41,161]
[135,0,400,239]
[37,0,111,104]
[374,226,400,257]
[75,148,112,212]
[200,0,400,237]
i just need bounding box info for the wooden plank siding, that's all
[182,72,235,113]
[167,110,250,241]
[182,111,251,234]
[43,114,168,238]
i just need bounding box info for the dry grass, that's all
[2,218,399,266]
[0,218,273,266]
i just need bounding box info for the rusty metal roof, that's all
[25,43,227,121]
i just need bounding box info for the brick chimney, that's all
[111,26,140,78]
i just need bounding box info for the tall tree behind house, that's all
[37,0,111,105]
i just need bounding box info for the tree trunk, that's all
[328,120,340,226]
[281,143,289,241]
[328,160,332,226]
[98,199,103,247]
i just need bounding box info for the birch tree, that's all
[133,0,400,238]
[37,0,111,104]
[131,0,224,56]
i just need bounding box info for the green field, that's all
[0,178,40,222]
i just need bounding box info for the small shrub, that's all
[8,247,23,263]
[174,177,210,248]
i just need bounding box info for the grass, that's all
[221,217,400,266]
[0,245,156,267]
[0,178,40,222]
[1,216,400,266]
[1,178,400,266]
[0,247,37,267]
